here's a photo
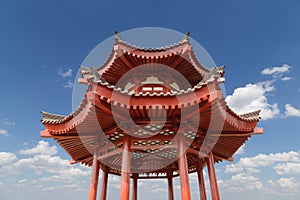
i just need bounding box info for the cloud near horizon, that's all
[1,140,300,198]
[222,150,300,195]
[0,140,90,192]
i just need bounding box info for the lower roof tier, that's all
[41,79,263,175]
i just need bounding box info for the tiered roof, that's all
[41,32,262,178]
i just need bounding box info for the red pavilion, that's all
[40,32,263,200]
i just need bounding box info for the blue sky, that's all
[0,0,300,199]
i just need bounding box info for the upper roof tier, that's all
[80,32,214,89]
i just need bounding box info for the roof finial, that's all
[180,32,190,43]
[114,31,122,42]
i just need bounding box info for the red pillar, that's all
[178,136,191,200]
[167,172,174,200]
[89,150,100,200]
[196,162,207,200]
[207,152,220,200]
[99,167,109,200]
[120,136,131,200]
[132,173,138,200]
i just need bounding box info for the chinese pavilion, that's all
[40,32,263,200]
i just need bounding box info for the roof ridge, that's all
[113,31,191,52]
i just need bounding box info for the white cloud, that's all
[268,178,299,195]
[283,104,300,118]
[225,163,260,174]
[274,162,300,175]
[219,173,263,191]
[225,151,300,174]
[281,77,292,81]
[0,152,18,176]
[57,68,72,78]
[19,140,57,156]
[188,171,201,183]
[225,81,280,120]
[223,151,300,196]
[276,177,298,189]
[235,144,246,155]
[57,67,74,88]
[262,64,291,75]
[0,152,17,167]
[2,119,15,126]
[152,187,167,193]
[232,174,263,189]
[18,179,27,184]
[8,153,91,183]
[0,128,9,136]
[22,142,28,146]
[224,164,244,174]
[13,154,67,170]
[109,175,121,189]
[36,183,83,192]
[1,140,91,192]
[63,80,74,88]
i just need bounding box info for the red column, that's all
[207,152,220,200]
[89,150,100,200]
[167,172,174,200]
[120,136,131,200]
[99,167,109,200]
[132,173,138,200]
[178,136,191,200]
[196,163,207,200]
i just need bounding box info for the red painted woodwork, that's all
[100,167,108,200]
[167,172,174,200]
[132,174,138,200]
[40,32,263,200]
[178,135,191,200]
[89,151,100,200]
[120,136,131,200]
[207,152,220,200]
[196,163,207,200]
